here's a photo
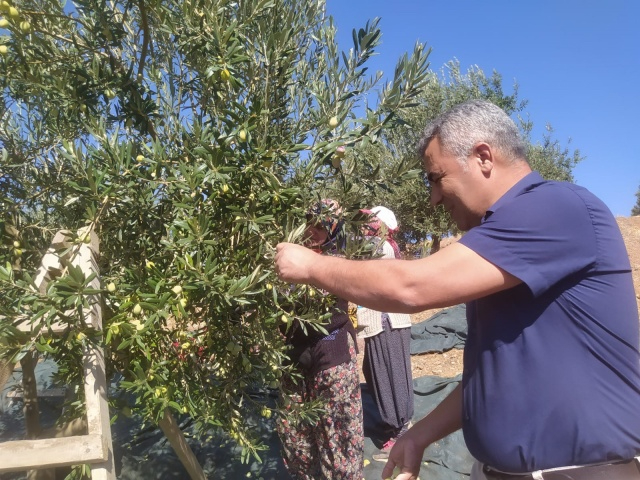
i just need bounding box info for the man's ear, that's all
[473,142,494,174]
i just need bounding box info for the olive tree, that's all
[0,0,430,468]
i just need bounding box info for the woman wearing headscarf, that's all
[276,199,364,480]
[357,206,414,462]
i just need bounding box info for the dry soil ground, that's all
[358,216,640,381]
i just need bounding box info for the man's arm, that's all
[275,241,521,313]
[381,384,463,480]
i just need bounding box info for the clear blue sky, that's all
[326,0,640,216]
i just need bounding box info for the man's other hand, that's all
[380,431,423,480]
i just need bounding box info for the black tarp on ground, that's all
[1,306,472,480]
[411,304,467,355]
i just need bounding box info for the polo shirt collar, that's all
[483,171,545,222]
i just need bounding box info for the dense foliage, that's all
[0,0,430,467]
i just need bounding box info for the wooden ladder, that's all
[0,228,207,479]
[0,228,115,479]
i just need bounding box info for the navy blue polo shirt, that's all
[458,172,640,472]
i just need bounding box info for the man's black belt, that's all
[483,458,640,480]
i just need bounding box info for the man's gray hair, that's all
[417,99,528,166]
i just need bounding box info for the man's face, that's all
[422,137,485,231]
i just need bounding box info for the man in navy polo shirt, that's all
[273,99,640,480]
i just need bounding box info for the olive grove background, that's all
[632,186,640,216]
